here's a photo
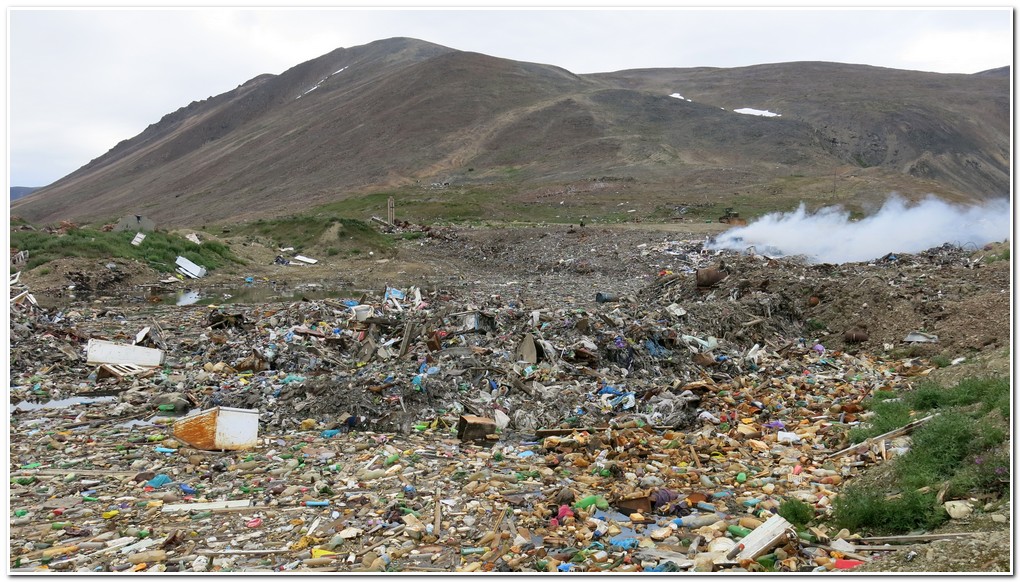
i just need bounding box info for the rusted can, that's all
[844,329,869,343]
[696,268,728,288]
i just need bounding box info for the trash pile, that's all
[8,234,1008,573]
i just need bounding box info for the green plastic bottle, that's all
[727,525,752,538]
[574,495,609,510]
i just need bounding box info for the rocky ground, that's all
[9,221,1012,573]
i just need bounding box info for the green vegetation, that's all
[833,486,945,533]
[905,377,1010,419]
[230,215,392,256]
[10,225,243,274]
[983,248,1009,264]
[831,376,1010,534]
[893,414,1005,490]
[777,498,816,527]
[805,318,827,331]
[848,397,911,443]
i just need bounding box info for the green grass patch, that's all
[805,318,827,331]
[946,450,1010,498]
[831,374,1010,535]
[10,227,243,274]
[848,398,912,443]
[777,498,815,527]
[904,377,1010,419]
[983,248,1009,263]
[832,486,946,534]
[870,389,898,401]
[894,414,1005,488]
[230,215,392,255]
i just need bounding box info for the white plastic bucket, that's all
[352,305,373,322]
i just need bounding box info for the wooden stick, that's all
[854,532,975,544]
[826,414,936,460]
[433,487,443,534]
[12,468,138,477]
[358,525,406,556]
[197,549,291,556]
[806,544,871,562]
[687,535,703,558]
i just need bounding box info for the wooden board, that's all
[735,514,795,561]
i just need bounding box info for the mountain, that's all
[10,186,40,201]
[11,37,1010,227]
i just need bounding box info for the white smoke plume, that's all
[705,194,1012,264]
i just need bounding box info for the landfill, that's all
[8,225,1010,573]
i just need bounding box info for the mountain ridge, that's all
[11,37,1009,227]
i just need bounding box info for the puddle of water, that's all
[177,290,202,306]
[11,396,117,413]
[164,285,361,306]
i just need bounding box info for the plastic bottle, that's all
[359,469,386,481]
[128,550,167,564]
[574,495,609,510]
[727,525,753,538]
[673,514,720,528]
[191,555,210,572]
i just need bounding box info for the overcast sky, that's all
[6,5,1014,187]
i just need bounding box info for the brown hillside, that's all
[11,39,1009,227]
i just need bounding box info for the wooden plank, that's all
[14,469,137,477]
[805,544,871,562]
[11,289,30,304]
[535,426,673,438]
[197,549,291,556]
[854,532,976,544]
[433,486,442,535]
[398,322,414,359]
[161,500,252,513]
[97,363,155,381]
[735,514,795,561]
[826,414,936,460]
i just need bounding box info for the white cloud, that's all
[898,30,1009,73]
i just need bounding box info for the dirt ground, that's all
[11,221,1013,573]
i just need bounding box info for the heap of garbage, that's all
[8,237,1006,573]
